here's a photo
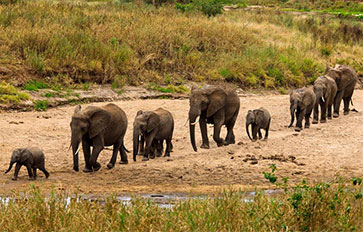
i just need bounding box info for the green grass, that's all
[24,80,48,92]
[34,99,48,111]
[0,82,30,103]
[0,180,361,231]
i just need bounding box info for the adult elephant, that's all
[312,75,337,124]
[188,86,240,152]
[133,108,174,161]
[326,64,358,117]
[70,103,128,172]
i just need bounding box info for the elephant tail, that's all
[123,144,130,153]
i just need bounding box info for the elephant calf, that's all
[246,107,271,141]
[5,147,49,181]
[313,75,337,124]
[289,86,316,132]
[133,108,174,161]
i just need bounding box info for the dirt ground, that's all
[0,90,362,195]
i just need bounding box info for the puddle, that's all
[0,189,282,208]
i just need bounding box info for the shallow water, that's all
[0,189,282,208]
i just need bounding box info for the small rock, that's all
[42,115,51,119]
[242,158,248,162]
[288,155,296,161]
[230,156,234,160]
[166,159,173,162]
[228,151,234,155]
[179,176,183,179]
[254,146,261,149]
[250,160,258,165]
[292,133,299,136]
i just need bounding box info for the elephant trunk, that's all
[133,129,140,162]
[4,161,15,174]
[71,139,80,172]
[189,113,198,152]
[246,122,253,141]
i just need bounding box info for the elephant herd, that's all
[4,64,358,180]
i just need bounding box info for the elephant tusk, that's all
[67,143,72,152]
[74,144,80,156]
[190,116,200,125]
[184,117,189,126]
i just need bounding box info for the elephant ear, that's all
[254,110,265,125]
[88,108,111,139]
[146,112,160,133]
[20,149,34,165]
[136,110,143,116]
[206,88,226,118]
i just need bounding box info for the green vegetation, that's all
[34,99,48,111]
[43,91,56,98]
[24,80,48,92]
[150,83,189,94]
[0,0,360,92]
[0,175,361,231]
[0,82,30,104]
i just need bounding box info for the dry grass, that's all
[0,0,361,89]
[0,181,362,231]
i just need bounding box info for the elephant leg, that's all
[138,135,145,156]
[107,140,122,169]
[252,125,258,141]
[343,97,350,115]
[225,110,238,145]
[164,139,172,157]
[199,116,209,149]
[264,119,270,140]
[305,108,312,128]
[25,163,33,179]
[33,168,37,180]
[156,140,163,157]
[12,163,22,181]
[320,101,327,123]
[39,167,50,178]
[333,91,344,118]
[295,109,304,131]
[143,131,157,161]
[312,101,319,124]
[213,120,225,147]
[82,139,92,172]
[88,136,104,172]
[327,103,333,119]
[119,141,128,164]
[150,140,156,159]
[258,128,262,139]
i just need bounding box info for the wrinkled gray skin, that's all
[5,147,49,181]
[313,75,338,124]
[326,64,358,117]
[133,108,174,161]
[246,107,271,141]
[70,103,128,172]
[288,86,316,132]
[189,86,240,152]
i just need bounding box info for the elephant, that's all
[288,86,316,132]
[133,108,174,161]
[326,64,358,117]
[188,85,240,151]
[312,75,338,124]
[70,103,128,172]
[5,147,49,181]
[246,107,271,141]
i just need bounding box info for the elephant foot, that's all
[93,165,101,172]
[333,113,339,118]
[150,155,155,159]
[312,119,318,124]
[156,152,162,157]
[344,110,350,115]
[320,119,327,123]
[73,167,79,172]
[107,163,114,169]
[119,160,128,165]
[295,127,302,132]
[304,124,309,129]
[200,144,210,149]
[12,177,17,181]
[142,157,149,161]
[328,116,332,120]
[83,167,93,173]
[138,152,144,156]
[45,173,50,179]
[163,153,170,157]
[263,137,268,141]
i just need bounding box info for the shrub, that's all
[34,100,49,111]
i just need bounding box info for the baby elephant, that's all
[4,147,49,181]
[133,108,174,161]
[246,107,271,141]
[289,86,316,132]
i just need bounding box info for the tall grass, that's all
[0,181,362,231]
[0,0,361,89]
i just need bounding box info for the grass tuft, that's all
[0,82,30,104]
